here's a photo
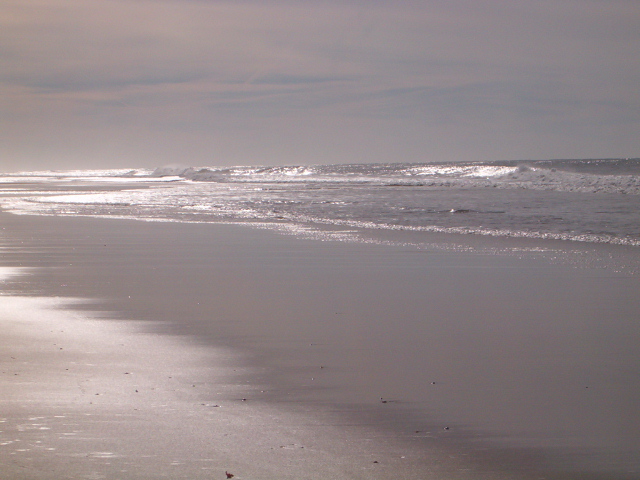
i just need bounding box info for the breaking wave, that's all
[2,159,640,247]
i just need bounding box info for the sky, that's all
[1,0,639,172]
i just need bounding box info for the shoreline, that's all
[2,212,639,478]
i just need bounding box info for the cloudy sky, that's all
[1,0,639,171]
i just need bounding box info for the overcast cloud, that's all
[1,0,639,171]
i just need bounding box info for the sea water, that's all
[1,159,640,249]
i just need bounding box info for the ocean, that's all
[2,158,640,249]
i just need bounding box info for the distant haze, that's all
[1,0,639,172]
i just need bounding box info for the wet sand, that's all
[1,212,639,479]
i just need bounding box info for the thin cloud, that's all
[1,0,639,170]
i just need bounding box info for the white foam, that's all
[3,162,640,248]
[493,166,640,194]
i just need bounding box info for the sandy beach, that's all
[1,212,639,479]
